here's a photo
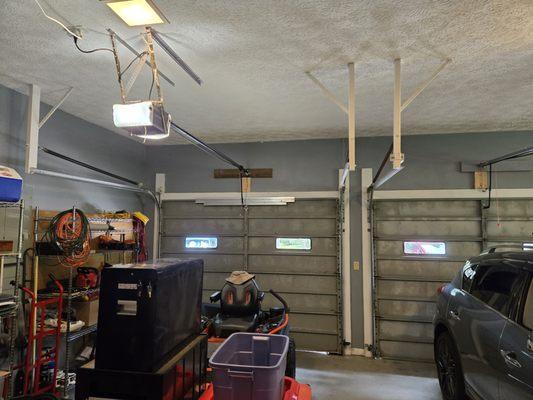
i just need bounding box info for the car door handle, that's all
[500,350,522,368]
[449,310,461,321]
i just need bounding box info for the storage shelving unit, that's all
[31,207,134,398]
[0,200,24,399]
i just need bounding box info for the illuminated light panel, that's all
[403,241,446,255]
[185,237,218,249]
[106,0,168,26]
[276,238,312,251]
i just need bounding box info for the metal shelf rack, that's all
[66,324,97,343]
[30,207,134,398]
[0,200,24,399]
[37,288,99,300]
[31,206,83,398]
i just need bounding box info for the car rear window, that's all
[523,279,533,330]
[470,265,523,316]
[462,262,477,292]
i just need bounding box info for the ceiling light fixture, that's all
[105,0,168,27]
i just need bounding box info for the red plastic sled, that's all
[200,377,312,400]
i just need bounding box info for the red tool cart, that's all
[20,274,64,396]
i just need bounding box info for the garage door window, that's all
[185,237,218,249]
[276,238,311,250]
[403,241,446,255]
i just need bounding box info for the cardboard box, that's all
[37,253,105,290]
[74,299,99,327]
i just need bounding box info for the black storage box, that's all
[96,258,204,372]
[77,334,208,400]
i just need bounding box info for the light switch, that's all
[353,261,360,271]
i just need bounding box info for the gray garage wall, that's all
[3,80,533,350]
[146,131,533,349]
[0,85,148,214]
[0,83,150,296]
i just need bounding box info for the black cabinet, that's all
[96,258,204,372]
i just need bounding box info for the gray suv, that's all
[434,249,532,400]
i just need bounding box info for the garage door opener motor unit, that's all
[96,258,204,372]
[113,101,171,140]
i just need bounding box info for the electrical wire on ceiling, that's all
[34,0,82,39]
[34,0,115,55]
[73,37,114,54]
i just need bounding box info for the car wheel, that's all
[435,332,467,400]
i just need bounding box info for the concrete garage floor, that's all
[296,352,442,400]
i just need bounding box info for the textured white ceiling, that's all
[1,0,532,145]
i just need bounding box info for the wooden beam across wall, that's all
[214,169,273,179]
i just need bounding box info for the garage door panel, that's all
[248,237,336,255]
[375,220,480,237]
[486,220,533,238]
[248,255,337,274]
[162,199,341,353]
[374,200,479,218]
[248,200,337,218]
[377,281,441,302]
[376,240,481,259]
[248,218,336,236]
[160,253,244,270]
[161,236,244,254]
[377,259,462,281]
[289,313,338,335]
[290,332,339,352]
[485,200,533,218]
[378,299,436,319]
[261,292,337,314]
[163,202,244,218]
[164,218,244,235]
[484,241,525,251]
[379,341,433,362]
[252,273,337,294]
[203,281,226,298]
[373,198,485,362]
[204,272,237,291]
[378,320,433,341]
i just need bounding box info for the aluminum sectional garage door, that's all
[372,197,533,362]
[160,199,342,353]
[372,199,482,362]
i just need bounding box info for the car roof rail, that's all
[481,244,528,254]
